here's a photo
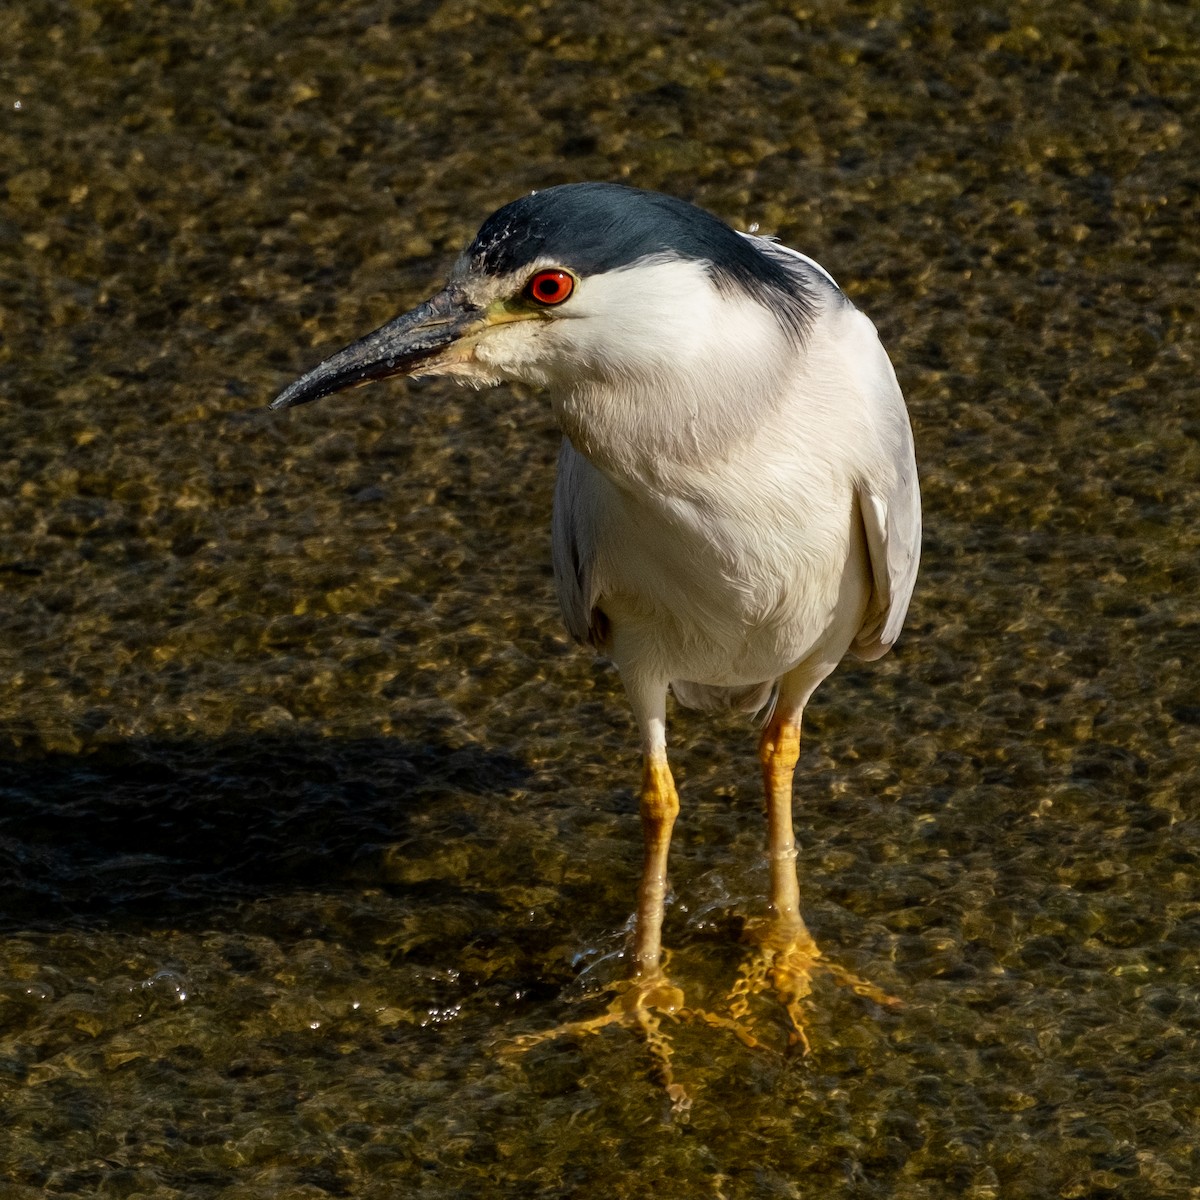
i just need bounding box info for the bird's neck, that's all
[551,345,793,495]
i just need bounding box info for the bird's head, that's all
[270,183,815,414]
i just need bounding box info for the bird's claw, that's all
[729,918,901,1052]
[507,968,767,1113]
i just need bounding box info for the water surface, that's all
[1,1,1197,1196]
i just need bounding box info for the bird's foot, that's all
[510,967,765,1114]
[728,917,900,1053]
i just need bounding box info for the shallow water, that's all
[1,0,1197,1196]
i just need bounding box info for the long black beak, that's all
[269,288,482,410]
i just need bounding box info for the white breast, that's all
[549,261,902,693]
[582,421,871,689]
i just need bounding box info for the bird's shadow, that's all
[0,731,530,934]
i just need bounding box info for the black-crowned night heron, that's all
[271,183,920,1058]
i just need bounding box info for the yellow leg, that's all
[510,751,765,1110]
[760,717,804,928]
[633,755,679,977]
[729,714,898,1050]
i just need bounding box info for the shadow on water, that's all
[0,733,530,932]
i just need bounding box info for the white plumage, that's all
[545,247,918,735]
[270,184,921,1052]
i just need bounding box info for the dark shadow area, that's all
[0,733,530,932]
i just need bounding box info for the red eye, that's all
[526,269,575,306]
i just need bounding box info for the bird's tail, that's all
[670,679,778,721]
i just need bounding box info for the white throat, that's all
[545,258,797,486]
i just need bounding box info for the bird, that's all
[270,182,920,1057]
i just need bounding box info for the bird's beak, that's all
[269,287,484,410]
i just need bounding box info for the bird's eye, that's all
[525,269,575,306]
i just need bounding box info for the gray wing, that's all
[851,342,922,661]
[551,437,605,646]
[750,230,921,658]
